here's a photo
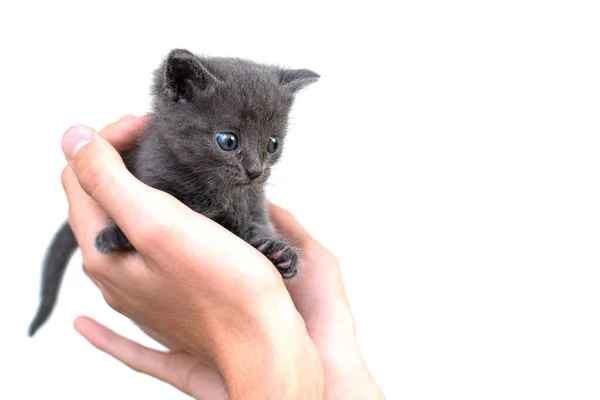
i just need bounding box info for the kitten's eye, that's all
[267,136,279,153]
[216,132,238,151]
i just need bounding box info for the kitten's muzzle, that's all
[245,166,263,181]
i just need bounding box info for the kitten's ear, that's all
[163,49,220,102]
[279,68,320,92]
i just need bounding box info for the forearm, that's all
[220,329,323,400]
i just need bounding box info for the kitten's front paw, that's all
[95,224,134,253]
[251,238,299,279]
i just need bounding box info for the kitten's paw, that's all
[251,238,299,279]
[95,224,134,253]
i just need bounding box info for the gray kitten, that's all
[29,49,319,336]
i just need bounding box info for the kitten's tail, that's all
[28,221,78,336]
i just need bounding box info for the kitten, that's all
[29,48,319,336]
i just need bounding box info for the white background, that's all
[1,1,599,399]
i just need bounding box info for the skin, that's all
[60,115,385,399]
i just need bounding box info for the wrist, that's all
[211,291,324,400]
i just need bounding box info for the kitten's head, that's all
[151,49,319,187]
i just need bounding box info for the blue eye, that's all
[267,136,279,153]
[216,132,238,151]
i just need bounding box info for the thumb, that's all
[61,124,157,237]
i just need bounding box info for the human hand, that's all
[75,201,386,399]
[269,204,386,399]
[60,116,323,399]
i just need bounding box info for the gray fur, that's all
[29,49,319,336]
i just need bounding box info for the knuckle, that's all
[81,253,103,277]
[103,293,123,313]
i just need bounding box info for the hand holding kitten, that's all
[65,116,385,399]
[61,117,323,399]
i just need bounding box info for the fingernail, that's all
[63,125,93,158]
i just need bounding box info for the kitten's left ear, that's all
[279,68,320,92]
[163,49,221,102]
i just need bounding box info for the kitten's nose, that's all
[245,166,263,180]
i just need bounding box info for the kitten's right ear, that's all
[279,68,320,93]
[163,49,220,102]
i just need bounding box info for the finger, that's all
[268,202,320,250]
[61,123,245,265]
[74,316,226,399]
[99,115,149,151]
[268,203,351,320]
[61,166,110,254]
[268,202,339,279]
[74,316,181,386]
[63,164,141,288]
[61,124,167,245]
[117,114,139,123]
